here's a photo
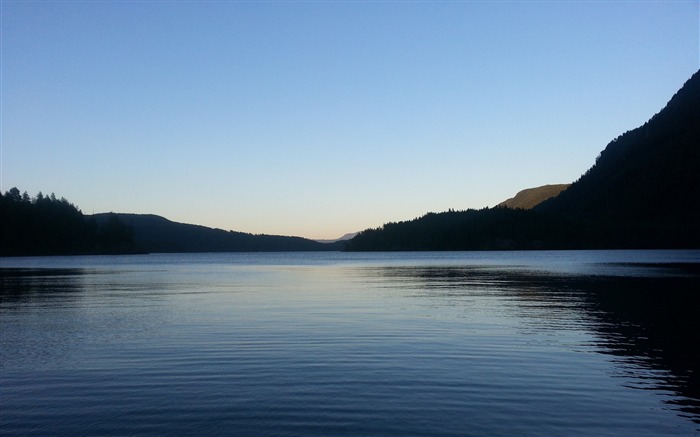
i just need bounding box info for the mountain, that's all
[347,70,700,251]
[536,70,700,247]
[315,232,359,244]
[497,184,569,210]
[91,213,344,253]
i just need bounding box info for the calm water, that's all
[1,250,699,436]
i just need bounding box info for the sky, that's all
[1,1,698,240]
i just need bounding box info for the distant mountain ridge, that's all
[347,70,700,250]
[315,232,359,244]
[91,213,343,253]
[497,184,569,210]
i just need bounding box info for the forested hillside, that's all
[1,190,342,256]
[343,208,576,251]
[497,184,569,210]
[91,213,343,253]
[347,70,700,251]
[536,70,700,247]
[0,188,136,256]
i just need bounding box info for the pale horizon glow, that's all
[1,1,698,240]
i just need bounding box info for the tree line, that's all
[345,207,579,251]
[1,188,136,256]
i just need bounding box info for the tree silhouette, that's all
[1,188,136,256]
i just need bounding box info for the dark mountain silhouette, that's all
[535,70,700,248]
[1,189,137,256]
[347,70,700,251]
[1,189,342,256]
[91,213,343,253]
[497,184,569,210]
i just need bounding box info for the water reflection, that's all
[581,274,700,424]
[0,268,172,371]
[0,268,87,300]
[1,268,89,368]
[2,257,699,435]
[362,263,700,425]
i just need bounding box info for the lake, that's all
[1,250,699,436]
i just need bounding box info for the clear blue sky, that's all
[2,1,698,240]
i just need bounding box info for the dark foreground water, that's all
[1,250,699,436]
